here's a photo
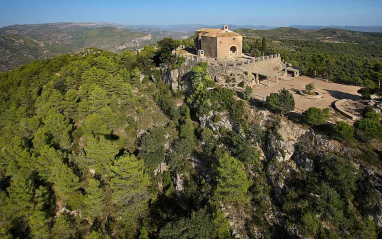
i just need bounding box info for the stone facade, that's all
[195,25,242,60]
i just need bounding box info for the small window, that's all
[233,38,236,40]
[220,41,222,43]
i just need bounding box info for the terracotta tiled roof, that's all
[195,28,222,33]
[196,28,241,37]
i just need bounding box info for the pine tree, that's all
[139,128,165,172]
[215,154,250,205]
[82,114,109,136]
[261,37,267,55]
[28,211,51,239]
[110,153,151,235]
[8,175,34,211]
[52,214,75,239]
[44,113,72,150]
[63,89,79,118]
[83,178,106,221]
[50,163,80,201]
[84,135,119,174]
[89,86,109,114]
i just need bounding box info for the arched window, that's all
[229,46,237,56]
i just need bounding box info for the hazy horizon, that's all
[1,22,382,28]
[1,0,381,27]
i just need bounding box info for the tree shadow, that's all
[248,98,267,109]
[271,224,296,239]
[103,134,120,141]
[285,112,303,124]
[236,90,245,99]
[323,89,361,100]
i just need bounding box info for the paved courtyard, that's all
[252,76,361,113]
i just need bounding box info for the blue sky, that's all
[0,0,381,27]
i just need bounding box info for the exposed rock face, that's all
[175,173,184,192]
[199,111,233,132]
[162,57,284,92]
[207,65,254,88]
[221,204,249,239]
[162,59,198,92]
[293,151,314,171]
[265,119,308,162]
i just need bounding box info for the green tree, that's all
[28,211,50,239]
[84,135,119,174]
[333,121,354,141]
[211,206,231,238]
[186,63,215,116]
[261,37,267,55]
[302,107,330,125]
[139,227,149,239]
[44,113,72,150]
[305,83,316,93]
[215,154,250,205]
[89,86,109,114]
[139,127,165,172]
[50,163,80,202]
[52,214,75,239]
[322,155,358,200]
[63,89,79,118]
[358,87,372,99]
[266,88,295,115]
[109,153,151,236]
[364,112,381,121]
[224,130,257,164]
[300,212,320,236]
[5,176,34,219]
[159,208,215,239]
[355,118,382,140]
[265,93,279,110]
[243,85,253,100]
[157,38,178,66]
[81,113,109,136]
[83,178,106,221]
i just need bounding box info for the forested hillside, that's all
[237,27,382,44]
[241,29,382,86]
[0,39,380,238]
[0,23,176,73]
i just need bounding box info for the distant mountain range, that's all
[1,22,381,73]
[290,25,382,33]
[123,24,382,33]
[123,24,275,33]
[0,22,190,73]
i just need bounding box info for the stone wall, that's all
[207,56,283,87]
[201,36,217,59]
[163,54,285,91]
[333,99,360,120]
[245,56,283,74]
[216,35,243,59]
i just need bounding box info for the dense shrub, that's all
[266,88,295,114]
[355,118,382,140]
[358,87,372,99]
[302,107,330,125]
[333,121,354,142]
